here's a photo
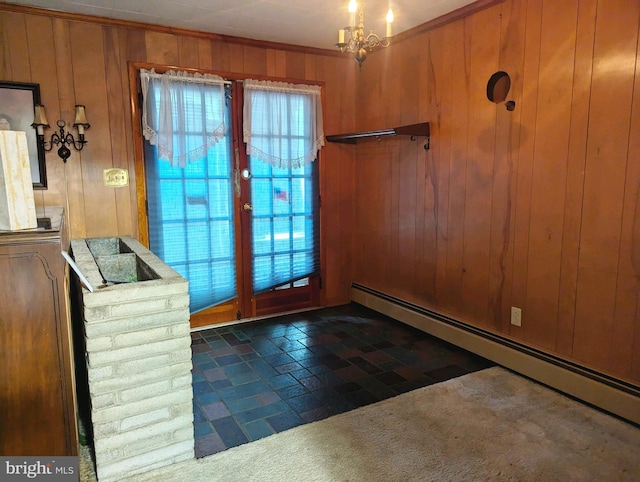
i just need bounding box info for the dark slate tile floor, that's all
[190,302,495,458]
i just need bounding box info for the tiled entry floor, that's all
[191,303,495,458]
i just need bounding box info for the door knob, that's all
[243,203,253,211]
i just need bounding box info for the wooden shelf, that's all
[326,122,430,149]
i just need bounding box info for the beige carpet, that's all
[106,367,640,481]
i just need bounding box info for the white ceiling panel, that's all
[3,0,479,49]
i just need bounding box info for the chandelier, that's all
[335,0,394,68]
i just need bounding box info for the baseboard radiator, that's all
[351,283,640,426]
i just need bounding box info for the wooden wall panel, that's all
[70,21,117,237]
[228,43,245,73]
[413,36,429,304]
[320,54,346,306]
[274,50,287,78]
[104,26,134,237]
[618,22,640,381]
[443,18,470,318]
[285,51,305,79]
[349,118,390,290]
[386,36,411,297]
[343,56,379,293]
[124,28,147,64]
[330,55,356,306]
[509,0,541,342]
[304,53,316,81]
[0,15,7,78]
[3,12,30,80]
[25,15,61,208]
[121,28,147,241]
[196,38,213,71]
[52,18,84,238]
[490,0,524,333]
[266,50,278,77]
[573,0,639,370]
[144,31,179,65]
[428,27,452,310]
[460,5,501,327]
[396,38,420,300]
[356,51,385,132]
[524,0,578,349]
[244,45,267,76]
[349,0,640,386]
[556,0,596,355]
[378,57,400,294]
[177,36,200,68]
[387,138,401,292]
[210,41,231,72]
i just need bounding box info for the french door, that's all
[139,72,321,327]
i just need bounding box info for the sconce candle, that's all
[31,104,90,163]
[32,104,49,136]
[74,105,89,135]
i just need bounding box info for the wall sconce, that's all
[31,104,90,163]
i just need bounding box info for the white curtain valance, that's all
[243,79,324,169]
[140,68,227,167]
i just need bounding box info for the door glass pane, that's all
[249,158,319,293]
[145,83,237,313]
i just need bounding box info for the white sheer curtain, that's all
[242,79,324,169]
[140,68,227,167]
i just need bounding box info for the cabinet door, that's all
[0,243,72,455]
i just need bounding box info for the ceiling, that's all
[4,0,477,50]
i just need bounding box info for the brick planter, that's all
[70,236,193,482]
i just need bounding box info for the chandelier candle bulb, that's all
[338,29,345,44]
[349,0,357,26]
[386,9,393,37]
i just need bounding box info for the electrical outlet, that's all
[511,307,522,327]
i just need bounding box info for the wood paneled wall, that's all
[2,0,639,386]
[351,0,640,385]
[0,4,357,307]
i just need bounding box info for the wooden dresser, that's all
[0,207,77,455]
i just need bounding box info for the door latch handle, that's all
[243,203,253,211]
